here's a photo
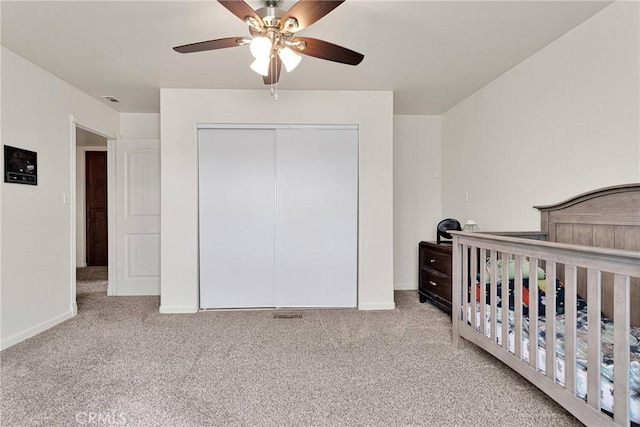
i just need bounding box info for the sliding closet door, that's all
[274,128,358,307]
[199,129,276,308]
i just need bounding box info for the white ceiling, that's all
[1,1,611,114]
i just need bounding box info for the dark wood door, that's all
[86,151,108,266]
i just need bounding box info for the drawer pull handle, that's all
[430,259,436,263]
[429,280,437,286]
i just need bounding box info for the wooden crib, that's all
[451,184,640,426]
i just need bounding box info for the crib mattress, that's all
[469,305,640,423]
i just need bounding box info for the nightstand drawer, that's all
[418,241,453,314]
[421,249,452,276]
[421,269,452,304]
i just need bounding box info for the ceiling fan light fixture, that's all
[249,36,272,59]
[279,47,301,72]
[250,57,271,76]
[245,16,262,32]
[173,0,365,86]
[283,17,299,32]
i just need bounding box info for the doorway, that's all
[85,151,108,266]
[75,127,109,299]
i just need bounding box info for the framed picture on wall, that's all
[4,145,38,185]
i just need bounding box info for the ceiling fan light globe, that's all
[250,57,270,76]
[249,36,272,59]
[279,47,301,72]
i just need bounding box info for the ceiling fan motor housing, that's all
[256,6,284,28]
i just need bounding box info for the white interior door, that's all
[274,128,358,307]
[199,129,276,308]
[114,139,161,295]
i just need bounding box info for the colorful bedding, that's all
[474,276,587,317]
[469,298,640,424]
[467,258,640,423]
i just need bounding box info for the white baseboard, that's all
[358,302,396,311]
[76,262,87,268]
[394,283,418,290]
[159,305,198,314]
[1,310,74,350]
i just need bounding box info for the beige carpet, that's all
[0,268,581,426]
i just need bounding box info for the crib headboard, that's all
[535,183,640,325]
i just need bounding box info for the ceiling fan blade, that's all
[263,55,282,85]
[294,37,364,65]
[218,1,263,26]
[281,1,344,32]
[173,37,247,54]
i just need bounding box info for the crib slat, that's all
[479,248,487,338]
[490,250,498,342]
[528,257,539,370]
[514,255,523,360]
[545,261,557,382]
[565,265,577,395]
[452,240,462,349]
[613,274,630,426]
[462,245,469,326]
[470,246,477,331]
[501,252,509,352]
[586,269,601,411]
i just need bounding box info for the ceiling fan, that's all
[173,0,364,85]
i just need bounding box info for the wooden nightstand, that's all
[418,241,452,314]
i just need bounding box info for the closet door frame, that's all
[197,123,359,309]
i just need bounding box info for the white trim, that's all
[197,123,358,130]
[75,123,114,140]
[159,305,199,314]
[394,283,418,290]
[76,146,86,268]
[70,117,78,315]
[107,139,117,296]
[1,310,74,350]
[358,302,396,310]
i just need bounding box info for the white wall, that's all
[1,47,119,349]
[393,116,442,290]
[442,1,640,231]
[160,89,394,312]
[120,113,160,140]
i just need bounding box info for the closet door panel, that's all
[275,128,358,307]
[199,129,276,308]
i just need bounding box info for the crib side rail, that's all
[451,231,640,427]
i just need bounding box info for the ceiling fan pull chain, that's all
[268,56,278,101]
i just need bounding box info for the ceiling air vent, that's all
[101,96,120,103]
